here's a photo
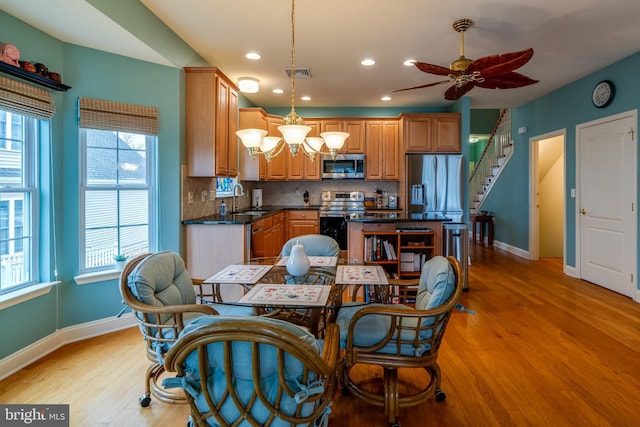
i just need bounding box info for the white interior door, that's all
[577,112,636,297]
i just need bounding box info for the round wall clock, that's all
[592,80,615,108]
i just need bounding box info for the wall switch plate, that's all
[209,190,215,201]
[570,188,576,198]
[201,191,208,202]
[187,192,194,203]
[518,126,527,134]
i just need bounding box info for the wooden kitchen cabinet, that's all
[321,119,365,154]
[365,120,400,180]
[251,213,286,258]
[402,113,461,153]
[185,67,239,177]
[288,120,321,180]
[264,116,287,180]
[287,210,319,240]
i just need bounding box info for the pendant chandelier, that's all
[236,0,349,162]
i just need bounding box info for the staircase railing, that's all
[469,109,512,212]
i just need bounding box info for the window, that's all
[0,110,36,293]
[215,177,238,198]
[80,129,156,271]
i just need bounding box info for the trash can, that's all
[443,222,469,290]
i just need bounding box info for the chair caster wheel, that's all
[435,389,446,402]
[139,394,151,407]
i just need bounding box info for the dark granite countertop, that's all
[182,205,321,225]
[346,212,453,223]
[183,206,455,225]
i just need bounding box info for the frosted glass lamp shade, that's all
[278,125,312,145]
[236,129,267,148]
[305,137,325,153]
[260,136,282,153]
[238,77,259,93]
[321,131,349,149]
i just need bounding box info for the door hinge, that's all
[629,127,636,141]
[631,273,634,284]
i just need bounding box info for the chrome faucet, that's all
[232,182,244,213]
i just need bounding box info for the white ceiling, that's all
[3,0,640,109]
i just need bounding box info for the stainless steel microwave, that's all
[321,154,365,179]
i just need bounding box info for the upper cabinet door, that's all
[403,113,461,154]
[185,67,239,177]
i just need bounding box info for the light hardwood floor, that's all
[1,244,640,426]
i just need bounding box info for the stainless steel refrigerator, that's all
[406,154,464,222]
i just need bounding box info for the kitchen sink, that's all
[233,210,268,216]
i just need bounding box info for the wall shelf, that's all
[0,61,71,91]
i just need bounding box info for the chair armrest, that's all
[321,323,340,369]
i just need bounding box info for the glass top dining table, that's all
[197,257,391,337]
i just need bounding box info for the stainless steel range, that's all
[319,191,365,249]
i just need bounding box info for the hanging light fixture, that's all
[236,0,349,162]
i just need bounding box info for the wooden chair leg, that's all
[384,367,400,426]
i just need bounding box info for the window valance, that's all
[0,75,55,119]
[78,97,158,135]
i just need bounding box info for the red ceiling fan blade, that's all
[444,82,476,100]
[469,48,535,77]
[413,62,456,77]
[392,79,451,93]
[476,72,539,89]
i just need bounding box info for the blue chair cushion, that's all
[128,251,196,307]
[165,316,323,426]
[281,234,340,257]
[416,256,456,311]
[335,256,455,356]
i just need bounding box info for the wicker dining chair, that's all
[119,251,253,407]
[163,316,340,427]
[336,255,463,427]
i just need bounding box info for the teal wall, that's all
[481,51,640,269]
[2,4,639,362]
[0,11,183,358]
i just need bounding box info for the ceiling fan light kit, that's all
[236,0,348,161]
[394,18,539,100]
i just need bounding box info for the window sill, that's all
[0,281,61,310]
[74,269,122,286]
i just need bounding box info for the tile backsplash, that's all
[181,165,399,220]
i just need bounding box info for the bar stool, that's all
[471,214,494,245]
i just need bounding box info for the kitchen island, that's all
[182,206,320,280]
[346,213,454,279]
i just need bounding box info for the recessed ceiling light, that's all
[238,77,259,93]
[301,96,311,101]
[245,52,261,60]
[361,59,375,66]
[469,137,479,143]
[272,88,284,94]
[381,96,391,101]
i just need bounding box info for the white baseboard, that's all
[0,313,137,381]
[493,239,530,259]
[563,265,578,278]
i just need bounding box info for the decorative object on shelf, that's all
[286,240,310,277]
[235,0,349,162]
[0,43,20,67]
[303,190,309,207]
[0,57,70,91]
[114,254,128,271]
[591,80,614,108]
[393,18,538,100]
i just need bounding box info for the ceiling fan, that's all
[394,18,538,100]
